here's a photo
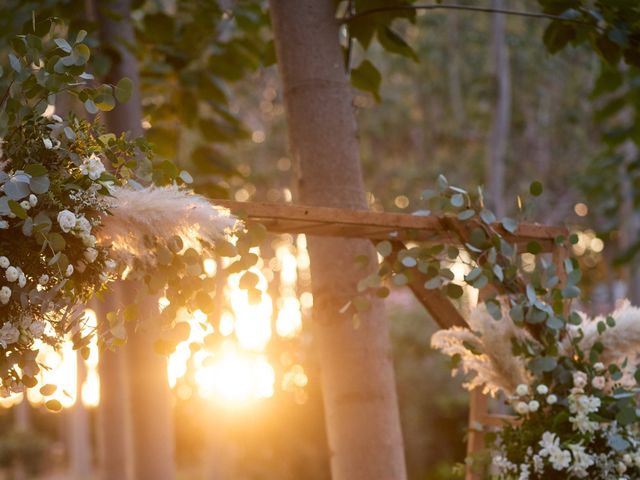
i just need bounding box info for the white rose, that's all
[18,274,26,289]
[57,210,77,233]
[528,400,540,412]
[515,401,529,415]
[516,384,529,397]
[28,320,45,339]
[0,286,10,304]
[0,257,9,269]
[84,248,98,263]
[29,194,37,207]
[105,259,116,270]
[19,200,30,210]
[592,376,606,390]
[536,384,549,395]
[82,234,96,247]
[42,137,53,149]
[593,362,605,372]
[5,267,18,283]
[546,394,558,405]
[0,322,19,348]
[76,216,91,235]
[65,264,74,277]
[38,274,49,286]
[573,371,588,389]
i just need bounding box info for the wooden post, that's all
[466,388,487,480]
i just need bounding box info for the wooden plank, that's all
[214,200,567,248]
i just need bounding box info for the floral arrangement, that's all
[433,302,640,479]
[352,175,640,479]
[0,28,249,401]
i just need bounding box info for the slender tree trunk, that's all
[94,297,133,480]
[13,398,30,480]
[447,13,465,128]
[485,0,511,218]
[96,2,176,479]
[269,2,407,479]
[68,355,92,479]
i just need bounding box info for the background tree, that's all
[269,1,407,479]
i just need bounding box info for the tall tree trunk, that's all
[13,398,30,480]
[96,2,176,479]
[268,2,407,479]
[447,13,465,129]
[68,355,92,479]
[485,0,511,218]
[94,297,133,480]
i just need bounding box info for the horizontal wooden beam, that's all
[214,200,567,251]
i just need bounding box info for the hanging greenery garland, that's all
[0,26,260,399]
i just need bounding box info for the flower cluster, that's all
[0,112,123,394]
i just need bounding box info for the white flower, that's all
[82,234,96,247]
[539,431,560,457]
[528,400,540,412]
[28,320,45,339]
[18,274,26,288]
[573,371,588,389]
[38,274,49,286]
[0,322,19,347]
[19,200,30,210]
[0,257,9,269]
[51,114,62,122]
[29,194,37,207]
[536,384,548,395]
[0,286,10,304]
[547,394,558,405]
[57,210,77,233]
[0,221,8,230]
[549,448,571,471]
[594,362,605,372]
[5,267,18,283]
[84,248,98,263]
[592,376,606,390]
[568,443,594,477]
[105,259,116,270]
[43,137,53,149]
[79,153,106,180]
[65,264,74,277]
[515,401,529,415]
[76,216,91,236]
[516,384,529,397]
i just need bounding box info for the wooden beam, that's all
[214,200,567,250]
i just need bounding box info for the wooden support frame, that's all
[214,200,569,478]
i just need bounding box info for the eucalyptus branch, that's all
[340,4,602,33]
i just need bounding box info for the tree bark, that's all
[485,0,511,218]
[96,2,176,479]
[94,297,133,480]
[68,355,93,479]
[269,2,407,479]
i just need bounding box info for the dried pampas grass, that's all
[562,300,640,368]
[431,304,535,397]
[96,185,241,264]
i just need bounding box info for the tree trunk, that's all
[94,296,133,480]
[485,0,511,218]
[268,2,407,479]
[124,286,175,480]
[68,354,93,479]
[96,2,176,479]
